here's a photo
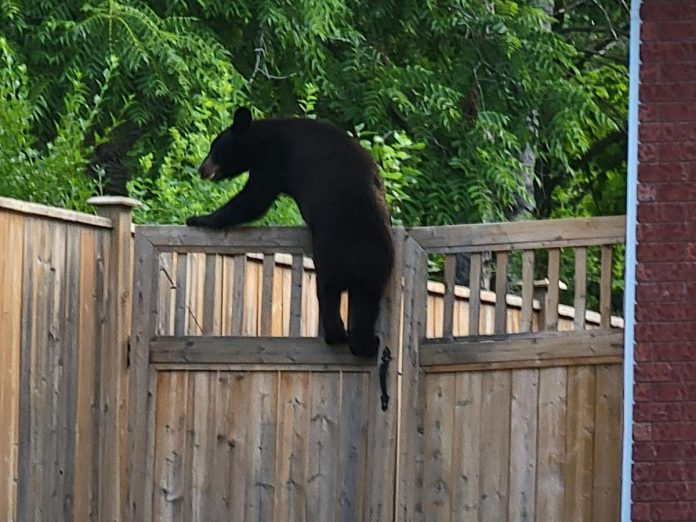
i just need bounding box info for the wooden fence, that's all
[0,197,116,521]
[0,196,625,521]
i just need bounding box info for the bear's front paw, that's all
[186,215,214,227]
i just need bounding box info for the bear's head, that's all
[198,107,252,182]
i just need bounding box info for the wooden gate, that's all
[398,218,625,522]
[127,226,404,522]
[127,217,625,522]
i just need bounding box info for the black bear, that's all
[187,107,394,357]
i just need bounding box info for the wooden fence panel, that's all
[148,369,372,522]
[2,201,627,522]
[0,211,24,522]
[0,199,113,522]
[420,362,623,522]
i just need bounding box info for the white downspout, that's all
[621,0,641,519]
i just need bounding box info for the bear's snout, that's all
[198,156,219,181]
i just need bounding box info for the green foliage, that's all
[353,126,424,226]
[0,37,109,211]
[0,0,628,229]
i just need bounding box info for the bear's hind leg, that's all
[317,278,348,345]
[347,289,381,357]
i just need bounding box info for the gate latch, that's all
[379,347,392,412]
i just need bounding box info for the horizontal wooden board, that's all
[0,196,112,229]
[420,330,623,368]
[150,336,376,366]
[408,216,625,252]
[137,225,313,253]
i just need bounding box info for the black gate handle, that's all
[379,347,392,412]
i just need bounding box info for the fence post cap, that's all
[87,195,141,208]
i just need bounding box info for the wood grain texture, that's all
[0,212,24,522]
[574,247,587,331]
[408,215,626,253]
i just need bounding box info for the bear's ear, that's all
[231,107,252,132]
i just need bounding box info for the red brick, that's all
[638,202,687,222]
[633,502,651,520]
[640,103,660,123]
[661,63,696,83]
[641,61,662,83]
[642,43,696,63]
[638,222,696,242]
[653,21,696,42]
[653,423,696,441]
[640,122,696,142]
[685,199,696,216]
[635,282,687,302]
[651,382,688,401]
[635,422,654,441]
[638,342,696,362]
[664,364,696,382]
[636,362,675,382]
[634,481,696,501]
[635,382,654,402]
[639,143,659,163]
[636,303,696,322]
[638,180,658,200]
[635,462,696,482]
[636,342,657,362]
[659,103,696,122]
[635,323,696,343]
[638,163,685,182]
[633,441,696,461]
[634,402,685,422]
[636,261,696,282]
[637,243,687,262]
[642,21,660,42]
[641,1,696,22]
[651,500,696,520]
[656,142,696,162]
[656,181,696,201]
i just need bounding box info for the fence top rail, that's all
[407,215,626,253]
[0,196,112,229]
[136,224,313,253]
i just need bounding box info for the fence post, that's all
[396,236,429,520]
[87,196,139,522]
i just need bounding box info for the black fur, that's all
[187,108,394,357]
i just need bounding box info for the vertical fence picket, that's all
[469,253,482,336]
[521,250,535,333]
[175,253,188,337]
[289,255,303,337]
[574,247,587,331]
[260,255,275,336]
[231,255,245,335]
[546,249,561,331]
[600,246,613,329]
[494,252,508,334]
[203,254,218,335]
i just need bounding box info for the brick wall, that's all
[634,1,696,520]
